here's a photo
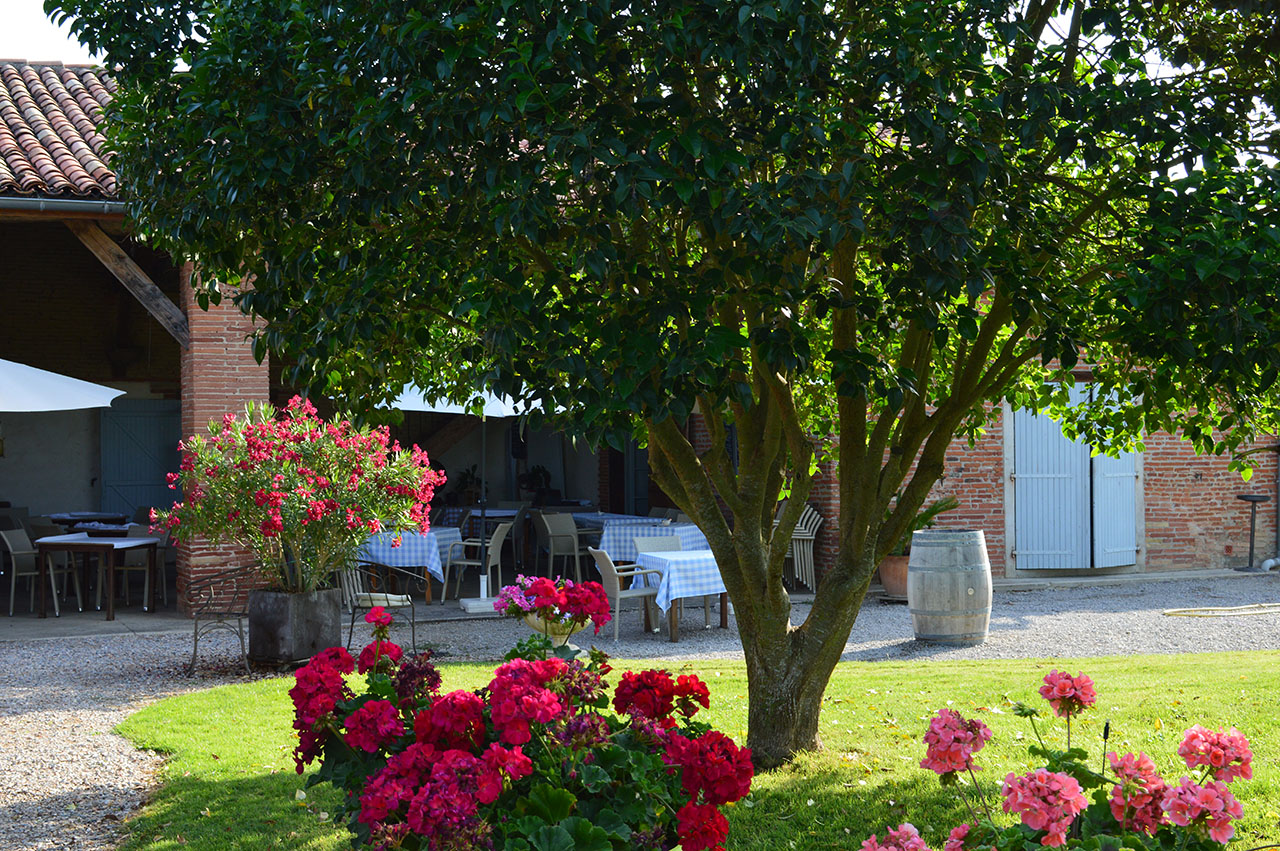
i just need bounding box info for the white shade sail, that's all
[393,386,522,418]
[0,359,125,412]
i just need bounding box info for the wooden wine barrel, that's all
[906,529,992,645]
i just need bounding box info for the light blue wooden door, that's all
[1012,386,1139,569]
[1012,393,1091,570]
[99,399,182,518]
[1092,449,1138,567]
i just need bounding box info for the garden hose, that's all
[1161,603,1280,617]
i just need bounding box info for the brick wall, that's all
[1141,431,1277,571]
[176,267,271,611]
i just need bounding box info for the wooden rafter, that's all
[65,220,191,348]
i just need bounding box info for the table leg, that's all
[720,593,729,629]
[146,545,158,612]
[106,551,116,621]
[38,549,48,618]
[668,604,679,643]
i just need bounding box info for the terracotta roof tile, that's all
[0,63,116,200]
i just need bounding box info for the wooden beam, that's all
[65,220,190,348]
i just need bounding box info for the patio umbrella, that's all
[393,386,525,597]
[0,358,125,412]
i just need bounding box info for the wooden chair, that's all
[586,547,661,641]
[444,521,512,602]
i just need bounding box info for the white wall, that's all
[0,410,99,514]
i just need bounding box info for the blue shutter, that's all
[99,399,181,517]
[1012,389,1091,570]
[1092,449,1139,567]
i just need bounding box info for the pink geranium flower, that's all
[1002,769,1088,847]
[921,708,993,776]
[1038,670,1097,718]
[1161,777,1244,844]
[1178,725,1253,783]
[861,823,931,851]
[1108,751,1168,835]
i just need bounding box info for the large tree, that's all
[55,0,1280,765]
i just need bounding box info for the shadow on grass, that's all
[120,770,346,851]
[730,759,979,851]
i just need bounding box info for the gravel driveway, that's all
[4,571,1279,849]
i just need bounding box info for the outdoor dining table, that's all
[47,511,129,527]
[358,527,463,602]
[569,512,667,530]
[35,532,160,621]
[632,549,729,642]
[597,522,710,563]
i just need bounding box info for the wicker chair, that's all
[587,547,661,641]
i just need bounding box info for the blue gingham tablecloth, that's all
[633,550,726,613]
[598,522,709,563]
[359,527,463,582]
[570,512,667,530]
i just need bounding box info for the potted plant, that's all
[877,496,959,600]
[493,574,612,652]
[154,396,445,664]
[517,463,552,495]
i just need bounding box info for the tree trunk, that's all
[734,548,873,767]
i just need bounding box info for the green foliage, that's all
[55,0,1280,760]
[889,496,961,555]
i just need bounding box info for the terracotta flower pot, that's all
[877,554,910,601]
[522,613,586,647]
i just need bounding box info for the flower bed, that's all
[291,608,753,849]
[865,669,1253,851]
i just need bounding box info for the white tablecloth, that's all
[633,549,726,613]
[598,522,709,563]
[359,527,463,582]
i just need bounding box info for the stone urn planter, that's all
[522,613,586,648]
[248,587,344,664]
[877,554,910,601]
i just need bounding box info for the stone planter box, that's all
[248,587,343,664]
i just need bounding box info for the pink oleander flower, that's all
[1038,670,1097,718]
[1002,769,1088,847]
[1161,777,1244,844]
[943,824,970,851]
[921,708,993,776]
[1178,725,1253,783]
[861,823,931,851]
[1108,751,1169,835]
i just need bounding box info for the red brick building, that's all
[804,412,1278,583]
[0,62,269,603]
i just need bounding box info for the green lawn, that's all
[117,652,1280,850]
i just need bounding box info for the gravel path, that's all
[3,571,1280,849]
